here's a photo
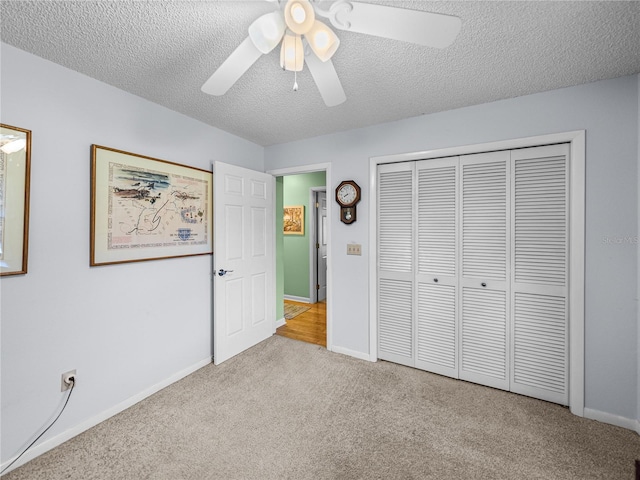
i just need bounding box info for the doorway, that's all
[277,187,327,346]
[268,163,332,350]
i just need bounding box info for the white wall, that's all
[265,74,640,424]
[0,43,264,467]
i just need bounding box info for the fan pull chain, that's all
[293,34,299,92]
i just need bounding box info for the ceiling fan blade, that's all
[305,51,346,107]
[328,2,461,48]
[202,37,262,96]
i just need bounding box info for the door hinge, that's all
[316,243,320,249]
[316,284,320,290]
[316,202,319,208]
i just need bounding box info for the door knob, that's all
[481,282,487,287]
[434,278,438,283]
[218,269,234,277]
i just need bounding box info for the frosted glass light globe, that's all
[291,3,306,24]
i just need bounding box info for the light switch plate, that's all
[347,244,361,255]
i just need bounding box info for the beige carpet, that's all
[4,335,640,479]
[284,303,310,320]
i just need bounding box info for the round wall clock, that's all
[335,180,361,224]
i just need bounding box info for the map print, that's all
[107,163,210,250]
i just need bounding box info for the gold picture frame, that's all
[91,145,213,266]
[283,205,304,235]
[0,124,31,276]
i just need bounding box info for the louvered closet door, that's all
[377,162,415,367]
[510,144,569,405]
[415,158,459,377]
[459,151,510,391]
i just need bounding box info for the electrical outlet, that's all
[347,243,362,255]
[61,369,76,392]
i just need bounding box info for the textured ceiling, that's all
[1,1,639,146]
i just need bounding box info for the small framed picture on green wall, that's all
[283,205,304,235]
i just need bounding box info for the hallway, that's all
[276,300,327,347]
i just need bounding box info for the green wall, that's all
[281,171,326,300]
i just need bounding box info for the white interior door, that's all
[510,144,569,405]
[373,134,582,411]
[459,151,510,391]
[377,162,415,367]
[317,192,327,301]
[415,157,459,378]
[214,161,274,365]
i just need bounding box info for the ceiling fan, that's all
[201,0,461,107]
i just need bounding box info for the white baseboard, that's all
[0,357,212,475]
[583,407,638,432]
[331,345,376,362]
[284,295,310,303]
[275,317,286,328]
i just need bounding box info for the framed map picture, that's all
[91,145,213,266]
[0,124,31,276]
[283,205,304,235]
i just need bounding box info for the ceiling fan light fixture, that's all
[284,0,315,35]
[203,1,462,108]
[280,33,304,72]
[248,11,286,54]
[306,20,340,62]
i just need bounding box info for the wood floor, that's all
[276,300,327,347]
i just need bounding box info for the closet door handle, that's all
[433,278,438,283]
[481,282,487,287]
